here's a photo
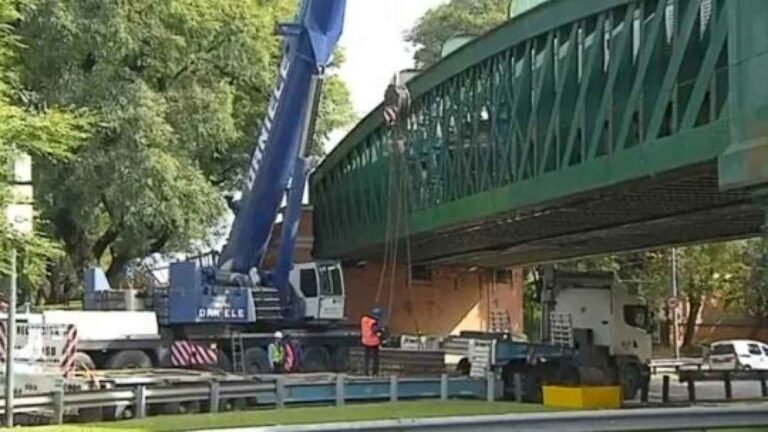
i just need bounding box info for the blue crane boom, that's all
[219,0,345,275]
[164,0,346,324]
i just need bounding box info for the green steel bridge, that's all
[310,0,768,267]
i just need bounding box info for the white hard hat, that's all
[274,331,283,339]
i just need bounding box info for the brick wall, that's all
[343,263,524,336]
[264,207,525,337]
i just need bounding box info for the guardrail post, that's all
[513,373,523,403]
[760,373,768,398]
[276,376,286,409]
[641,374,650,403]
[52,389,64,425]
[209,381,220,413]
[687,378,697,403]
[335,374,345,407]
[724,372,732,400]
[486,372,495,402]
[440,374,448,401]
[134,385,147,419]
[662,375,670,404]
[390,375,398,402]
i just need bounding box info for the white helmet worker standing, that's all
[269,331,285,373]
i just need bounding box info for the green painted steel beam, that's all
[718,0,768,191]
[322,120,730,258]
[310,0,760,262]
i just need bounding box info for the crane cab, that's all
[289,261,345,321]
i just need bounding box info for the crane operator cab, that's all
[290,261,345,321]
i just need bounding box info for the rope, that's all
[374,151,399,306]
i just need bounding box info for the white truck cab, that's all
[289,261,345,320]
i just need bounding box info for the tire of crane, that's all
[220,397,247,411]
[243,347,270,374]
[216,349,233,373]
[73,351,96,371]
[456,358,471,376]
[75,406,104,423]
[180,400,201,414]
[151,402,183,416]
[105,350,153,369]
[330,346,350,372]
[301,346,331,372]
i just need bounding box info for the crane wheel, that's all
[105,350,153,369]
[331,346,350,372]
[302,346,330,372]
[73,352,96,371]
[243,347,270,373]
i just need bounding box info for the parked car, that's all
[709,340,768,371]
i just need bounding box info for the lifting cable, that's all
[372,76,421,334]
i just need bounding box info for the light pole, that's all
[4,151,33,427]
[671,247,680,359]
[4,248,15,428]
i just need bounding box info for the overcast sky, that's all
[325,0,449,152]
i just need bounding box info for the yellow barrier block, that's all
[542,385,621,409]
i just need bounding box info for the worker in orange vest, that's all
[360,307,382,376]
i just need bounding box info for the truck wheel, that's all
[331,347,350,372]
[302,346,330,372]
[521,371,544,403]
[456,358,471,376]
[621,365,641,400]
[73,352,96,371]
[105,350,153,369]
[244,347,270,373]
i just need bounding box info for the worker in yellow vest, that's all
[360,307,382,376]
[268,331,284,373]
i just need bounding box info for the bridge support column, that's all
[718,1,768,191]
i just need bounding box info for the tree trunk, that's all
[682,295,702,348]
[106,250,131,288]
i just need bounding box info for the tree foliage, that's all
[0,0,91,295]
[406,0,509,68]
[13,0,354,300]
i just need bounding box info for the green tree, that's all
[406,0,510,68]
[0,0,90,298]
[742,238,768,322]
[633,243,747,348]
[15,0,353,299]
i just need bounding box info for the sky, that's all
[325,0,449,153]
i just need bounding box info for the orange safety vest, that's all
[360,315,380,347]
[284,343,295,372]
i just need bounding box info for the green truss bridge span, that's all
[310,0,768,267]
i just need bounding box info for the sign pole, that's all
[5,247,16,427]
[671,247,680,360]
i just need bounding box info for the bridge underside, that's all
[348,161,762,267]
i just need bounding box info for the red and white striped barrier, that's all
[170,340,218,367]
[60,325,78,377]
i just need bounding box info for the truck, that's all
[455,268,652,401]
[8,0,356,375]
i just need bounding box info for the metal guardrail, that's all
[0,374,491,425]
[224,403,768,432]
[649,357,705,374]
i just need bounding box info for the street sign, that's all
[667,296,680,309]
[0,322,76,375]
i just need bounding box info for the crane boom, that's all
[219,0,345,274]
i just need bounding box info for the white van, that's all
[709,340,768,370]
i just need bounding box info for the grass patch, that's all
[30,400,551,431]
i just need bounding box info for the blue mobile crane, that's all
[78,0,355,373]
